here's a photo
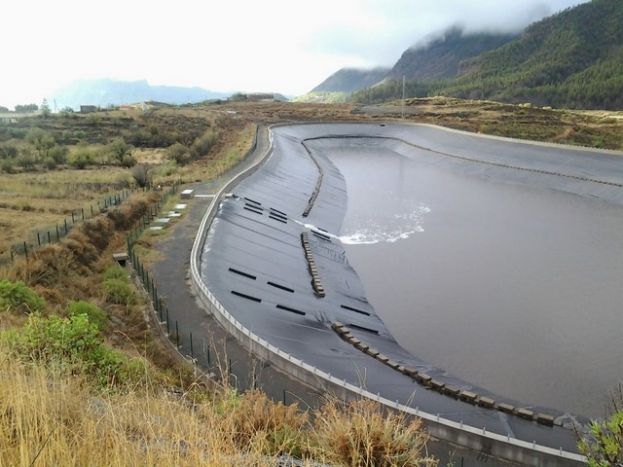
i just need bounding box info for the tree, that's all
[40,98,51,117]
[0,106,9,113]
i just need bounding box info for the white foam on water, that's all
[339,205,431,245]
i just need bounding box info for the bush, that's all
[67,300,108,331]
[0,279,46,314]
[0,143,18,159]
[49,145,68,164]
[106,137,130,163]
[120,154,137,168]
[311,399,436,466]
[103,265,127,281]
[43,157,57,170]
[2,313,143,387]
[103,278,135,306]
[131,164,151,188]
[190,129,219,158]
[16,151,37,169]
[69,146,93,169]
[578,411,623,466]
[166,142,192,165]
[0,158,16,173]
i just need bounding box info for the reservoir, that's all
[324,138,623,418]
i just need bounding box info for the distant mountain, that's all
[52,79,228,110]
[389,27,517,80]
[445,0,623,108]
[311,67,390,93]
[351,0,623,109]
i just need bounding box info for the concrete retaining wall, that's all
[189,125,587,467]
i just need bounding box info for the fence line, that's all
[0,182,179,268]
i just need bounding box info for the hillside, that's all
[311,67,390,93]
[352,0,623,110]
[446,0,623,108]
[52,79,228,110]
[389,27,516,80]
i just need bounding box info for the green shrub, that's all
[167,142,192,165]
[2,313,144,387]
[190,129,219,158]
[120,154,137,168]
[103,279,135,305]
[103,265,127,281]
[43,157,57,170]
[67,300,108,331]
[69,146,94,169]
[49,145,68,164]
[579,411,623,467]
[0,279,45,314]
[0,158,16,173]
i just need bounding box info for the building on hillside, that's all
[80,105,99,113]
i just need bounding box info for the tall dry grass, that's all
[0,343,437,467]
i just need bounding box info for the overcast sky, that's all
[2,0,587,107]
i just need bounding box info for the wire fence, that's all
[0,183,179,269]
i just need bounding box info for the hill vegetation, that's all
[346,0,623,110]
[312,67,390,93]
[389,27,516,81]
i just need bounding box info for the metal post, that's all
[56,225,60,241]
[37,232,41,246]
[81,208,84,220]
[47,231,51,244]
[90,205,94,217]
[23,242,28,260]
[166,308,170,334]
[190,332,194,359]
[64,219,68,234]
[402,74,406,119]
[175,321,179,348]
[71,211,75,223]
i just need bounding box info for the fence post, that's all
[190,332,194,359]
[23,242,28,261]
[175,321,179,348]
[166,308,170,334]
[64,219,68,234]
[90,205,94,217]
[47,231,51,244]
[56,225,60,241]
[71,211,75,224]
[37,232,41,246]
[81,208,85,220]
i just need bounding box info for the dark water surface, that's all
[326,143,623,418]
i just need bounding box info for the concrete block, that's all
[430,379,445,391]
[536,413,555,427]
[174,203,187,210]
[366,347,380,357]
[387,360,400,369]
[478,396,496,409]
[443,385,460,397]
[517,408,535,421]
[355,341,369,351]
[459,390,478,404]
[403,367,418,378]
[377,354,389,363]
[417,373,432,385]
[180,189,194,199]
[498,403,515,414]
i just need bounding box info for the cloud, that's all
[0,0,590,104]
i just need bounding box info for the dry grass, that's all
[377,96,623,150]
[0,348,436,467]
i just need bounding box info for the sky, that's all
[2,0,588,107]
